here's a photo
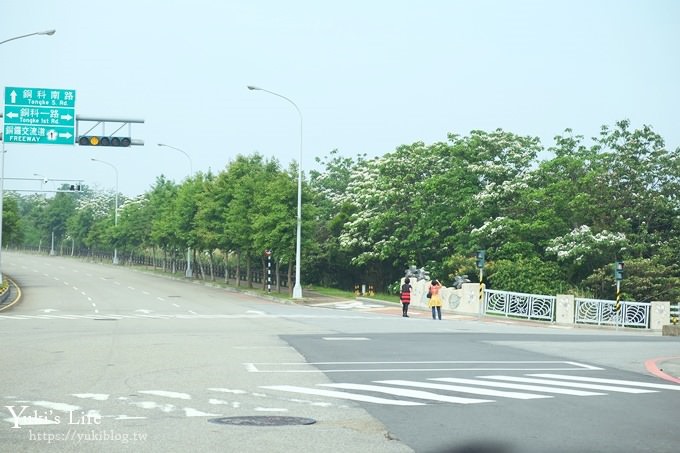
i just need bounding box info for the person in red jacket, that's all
[400,277,412,317]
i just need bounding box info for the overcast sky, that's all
[2,0,679,197]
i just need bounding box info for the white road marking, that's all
[261,385,424,406]
[130,401,176,412]
[183,408,219,417]
[377,379,552,400]
[479,376,657,393]
[323,337,370,341]
[72,393,109,401]
[319,383,493,404]
[529,374,680,390]
[430,378,605,396]
[138,390,191,400]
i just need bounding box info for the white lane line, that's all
[323,337,370,341]
[529,374,680,391]
[479,376,657,394]
[142,291,150,295]
[157,297,166,302]
[319,383,493,404]
[431,377,604,396]
[260,385,424,406]
[127,286,135,290]
[377,380,551,400]
[138,390,191,400]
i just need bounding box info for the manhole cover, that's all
[208,416,316,426]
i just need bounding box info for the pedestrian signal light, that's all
[614,261,624,281]
[476,250,486,269]
[78,136,131,147]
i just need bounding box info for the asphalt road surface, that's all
[1,251,679,453]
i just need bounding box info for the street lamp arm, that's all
[247,86,303,123]
[157,143,193,175]
[0,29,56,46]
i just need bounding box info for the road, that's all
[1,251,679,452]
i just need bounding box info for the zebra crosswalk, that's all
[261,373,680,406]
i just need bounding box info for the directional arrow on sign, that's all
[61,113,73,121]
[58,132,73,139]
[6,112,18,119]
[9,90,17,103]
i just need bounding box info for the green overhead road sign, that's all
[3,86,76,145]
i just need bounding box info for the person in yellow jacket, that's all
[428,279,443,320]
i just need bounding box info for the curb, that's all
[0,277,22,312]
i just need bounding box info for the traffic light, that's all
[614,261,624,281]
[78,136,131,147]
[476,250,486,269]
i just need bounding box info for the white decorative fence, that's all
[482,289,652,329]
[484,289,555,321]
[574,297,650,328]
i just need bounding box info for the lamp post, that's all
[0,29,56,280]
[33,173,47,192]
[91,158,119,265]
[157,143,193,278]
[247,85,303,299]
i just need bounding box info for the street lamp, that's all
[33,173,48,191]
[247,85,303,299]
[0,29,56,46]
[91,158,119,265]
[0,29,56,280]
[157,143,193,278]
[157,143,193,175]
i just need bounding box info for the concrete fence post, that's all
[650,301,670,331]
[556,294,575,325]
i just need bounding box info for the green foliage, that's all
[9,120,680,304]
[581,258,680,303]
[487,257,568,295]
